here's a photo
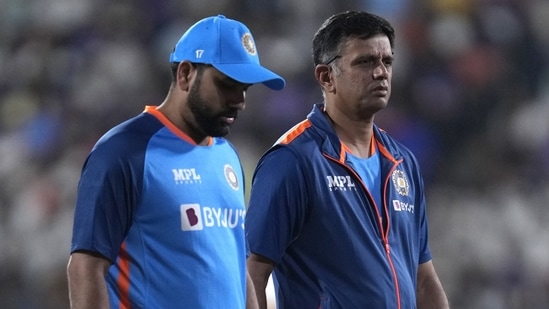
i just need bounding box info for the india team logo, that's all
[224,164,239,190]
[391,169,409,196]
[241,33,256,56]
[180,204,203,231]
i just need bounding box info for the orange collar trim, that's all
[144,106,212,146]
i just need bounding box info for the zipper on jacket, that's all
[324,153,403,309]
[382,160,403,309]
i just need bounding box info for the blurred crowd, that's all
[1,0,548,308]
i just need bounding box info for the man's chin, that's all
[207,126,231,138]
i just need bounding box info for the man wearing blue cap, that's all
[67,15,285,309]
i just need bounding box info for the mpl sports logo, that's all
[326,175,356,191]
[172,168,201,184]
[180,204,245,231]
[173,165,240,189]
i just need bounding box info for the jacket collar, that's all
[307,103,400,164]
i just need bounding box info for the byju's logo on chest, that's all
[326,175,356,191]
[180,204,245,231]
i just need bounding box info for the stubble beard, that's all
[187,79,231,138]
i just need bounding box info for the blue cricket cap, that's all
[169,15,285,90]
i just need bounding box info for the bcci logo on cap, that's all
[241,33,256,56]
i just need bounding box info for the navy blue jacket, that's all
[246,104,432,309]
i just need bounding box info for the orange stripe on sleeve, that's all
[117,242,131,309]
[277,119,311,145]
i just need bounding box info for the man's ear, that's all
[314,64,335,93]
[176,61,194,91]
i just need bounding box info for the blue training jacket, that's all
[246,104,432,309]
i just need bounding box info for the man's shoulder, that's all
[274,119,314,146]
[98,112,159,143]
[89,113,161,161]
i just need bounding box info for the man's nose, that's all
[228,90,246,111]
[373,63,389,79]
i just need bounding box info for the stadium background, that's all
[0,0,548,308]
